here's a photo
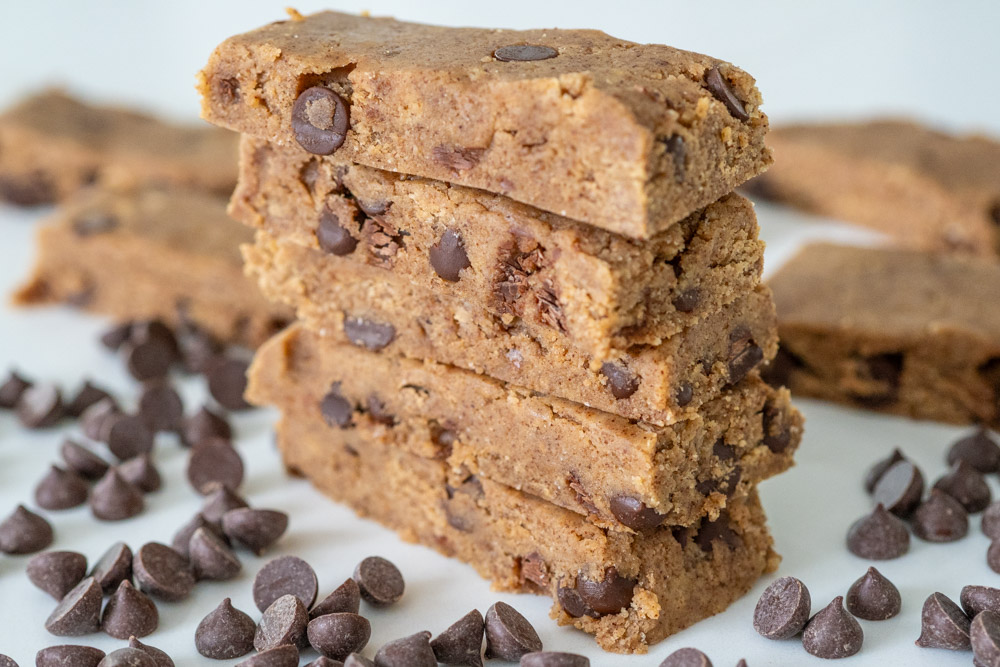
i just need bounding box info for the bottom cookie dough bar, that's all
[14,185,291,347]
[277,406,778,653]
[765,243,1000,426]
[249,324,802,531]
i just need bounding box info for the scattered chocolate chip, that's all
[802,596,864,659]
[0,658,15,667]
[317,208,359,255]
[984,502,1000,540]
[484,602,542,660]
[493,44,558,61]
[181,406,232,447]
[429,229,472,282]
[133,542,195,602]
[186,438,244,494]
[864,448,906,493]
[255,594,309,651]
[201,483,249,525]
[221,507,289,555]
[916,592,971,650]
[61,439,110,480]
[254,555,319,612]
[45,577,103,636]
[344,316,396,351]
[123,336,175,382]
[307,612,371,660]
[312,578,362,619]
[177,325,223,374]
[0,369,32,408]
[66,380,114,417]
[375,631,437,667]
[672,288,701,313]
[608,495,664,531]
[973,609,1000,666]
[105,414,154,461]
[118,454,162,493]
[189,526,241,581]
[206,356,252,411]
[912,489,969,542]
[753,576,811,639]
[81,398,120,441]
[16,382,63,428]
[127,637,173,667]
[846,567,901,621]
[846,503,910,559]
[354,555,404,607]
[872,460,924,517]
[344,655,375,667]
[303,660,342,667]
[0,504,53,554]
[172,513,222,559]
[933,459,991,513]
[35,465,89,510]
[704,67,749,121]
[695,511,741,552]
[98,649,156,667]
[27,550,88,599]
[137,382,184,433]
[658,648,713,667]
[947,428,1000,473]
[100,322,134,351]
[36,645,106,667]
[195,598,257,659]
[90,469,144,521]
[90,542,133,594]
[235,645,299,667]
[430,609,484,667]
[600,362,639,400]
[963,585,1000,617]
[521,652,589,667]
[988,540,1000,573]
[292,87,350,155]
[102,579,158,639]
[321,383,354,429]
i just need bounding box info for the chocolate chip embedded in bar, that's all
[199,10,771,238]
[766,243,1000,428]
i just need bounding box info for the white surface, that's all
[1,2,998,664]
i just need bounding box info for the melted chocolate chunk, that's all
[493,44,558,61]
[609,495,664,531]
[726,329,764,386]
[704,67,749,121]
[317,208,358,256]
[343,317,395,351]
[292,87,350,155]
[574,567,636,616]
[695,511,741,552]
[429,229,472,282]
[600,361,640,400]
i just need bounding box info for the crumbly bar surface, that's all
[14,185,290,347]
[198,10,771,238]
[245,231,777,425]
[277,406,778,653]
[248,324,801,530]
[746,120,1000,255]
[765,243,1000,426]
[0,90,238,205]
[232,137,766,359]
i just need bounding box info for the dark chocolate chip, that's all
[0,504,53,554]
[307,612,371,660]
[872,460,924,517]
[100,322,134,350]
[916,592,971,650]
[657,648,713,667]
[181,405,232,447]
[934,459,991,513]
[608,495,664,531]
[133,542,195,602]
[521,652,589,667]
[102,579,158,639]
[726,334,764,386]
[988,540,1000,573]
[600,361,640,400]
[864,448,906,494]
[672,288,701,313]
[429,228,472,282]
[753,576,811,639]
[81,398,120,442]
[484,602,543,661]
[44,576,103,636]
[35,465,89,510]
[90,542,133,594]
[846,503,910,559]
[760,345,804,388]
[292,87,350,155]
[235,645,299,667]
[36,645,106,667]
[344,653,375,667]
[0,369,32,408]
[948,428,1000,473]
[61,439,110,480]
[675,382,694,407]
[972,610,1000,666]
[575,567,636,616]
[201,483,249,525]
[98,649,156,667]
[695,511,741,552]
[344,316,396,351]
[0,658,14,667]
[254,555,319,612]
[493,44,558,61]
[189,526,241,580]
[118,454,162,493]
[321,383,354,429]
[105,414,154,461]
[177,325,223,374]
[90,469,144,521]
[311,579,362,619]
[123,338,174,382]
[172,513,223,559]
[430,609,484,667]
[66,380,113,417]
[27,550,88,599]
[127,638,173,667]
[802,596,864,659]
[366,394,396,426]
[222,507,289,555]
[317,208,359,255]
[846,566,901,621]
[138,382,184,433]
[374,631,436,667]
[912,489,969,542]
[16,382,64,428]
[195,598,257,659]
[704,66,749,121]
[255,594,309,651]
[0,172,55,205]
[186,438,244,494]
[662,134,687,183]
[206,355,252,411]
[556,584,593,619]
[354,555,404,607]
[963,585,1000,618]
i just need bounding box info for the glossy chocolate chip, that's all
[753,576,811,639]
[311,579,362,619]
[61,439,110,480]
[236,645,299,667]
[846,503,910,559]
[575,567,636,616]
[292,87,350,155]
[934,459,991,513]
[17,382,64,428]
[846,567,901,621]
[35,465,89,510]
[802,597,864,658]
[36,646,106,667]
[181,406,232,447]
[222,507,289,555]
[321,383,353,429]
[429,609,484,667]
[127,638,173,667]
[344,317,396,351]
[317,208,359,255]
[912,489,969,542]
[864,448,906,493]
[0,504,53,554]
[106,414,154,461]
[872,460,924,517]
[90,542,133,594]
[0,369,32,408]
[521,652,589,667]
[972,610,1000,666]
[66,380,114,417]
[119,454,161,493]
[133,542,195,602]
[254,555,319,612]
[493,44,558,61]
[307,612,371,660]
[27,550,88,599]
[948,428,1000,473]
[90,469,144,521]
[195,598,257,659]
[45,577,103,636]
[255,594,309,651]
[354,555,404,607]
[484,603,542,661]
[963,585,1000,618]
[138,381,184,433]
[98,649,156,667]
[600,361,640,399]
[704,67,749,121]
[429,228,472,282]
[375,631,436,667]
[189,526,242,581]
[658,648,713,667]
[916,592,971,650]
[187,438,244,494]
[608,495,664,531]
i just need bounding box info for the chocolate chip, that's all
[312,579,362,619]
[343,654,375,667]
[608,495,664,531]
[912,489,969,542]
[493,45,558,61]
[17,382,63,428]
[846,567,901,621]
[181,406,232,447]
[36,645,106,667]
[100,322,134,350]
[98,649,156,667]
[292,87,350,155]
[317,208,359,255]
[521,652,589,667]
[35,465,89,510]
[672,288,701,313]
[802,596,864,659]
[236,645,299,667]
[177,325,223,374]
[0,369,32,408]
[0,504,53,554]
[934,459,991,513]
[172,513,222,559]
[662,134,687,183]
[366,394,396,427]
[90,469,144,521]
[344,316,396,351]
[988,540,1000,573]
[321,383,354,429]
[90,542,133,594]
[916,592,971,650]
[695,511,741,552]
[963,586,1000,617]
[44,576,103,636]
[133,542,195,602]
[760,346,804,388]
[374,631,436,667]
[658,648,713,667]
[864,448,906,493]
[81,398,121,441]
[0,172,54,205]
[483,602,542,661]
[599,361,640,400]
[354,555,404,607]
[201,483,249,525]
[306,612,371,660]
[255,594,309,651]
[753,576,811,639]
[726,332,764,387]
[127,638,172,667]
[846,503,910,559]
[27,550,88,599]
[138,381,184,433]
[972,610,1000,666]
[66,380,113,417]
[675,382,694,407]
[428,228,473,282]
[429,609,484,667]
[704,66,749,121]
[0,657,15,667]
[106,414,154,461]
[254,555,319,612]
[119,454,162,493]
[221,507,288,555]
[872,460,924,517]
[61,439,110,480]
[195,598,257,659]
[186,438,244,494]
[189,526,242,580]
[123,337,175,382]
[102,579,158,639]
[207,355,252,411]
[575,567,636,616]
[948,428,1000,473]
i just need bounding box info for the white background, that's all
[1,1,999,665]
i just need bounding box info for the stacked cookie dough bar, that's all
[199,10,803,652]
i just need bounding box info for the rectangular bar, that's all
[198,10,771,238]
[248,324,802,530]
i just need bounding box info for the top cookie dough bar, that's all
[198,10,771,238]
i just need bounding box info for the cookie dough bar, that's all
[232,138,766,358]
[245,231,778,425]
[277,406,778,653]
[765,243,1000,426]
[14,185,291,347]
[0,90,238,205]
[248,324,802,529]
[198,10,772,238]
[745,120,1000,256]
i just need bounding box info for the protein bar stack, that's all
[198,10,803,653]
